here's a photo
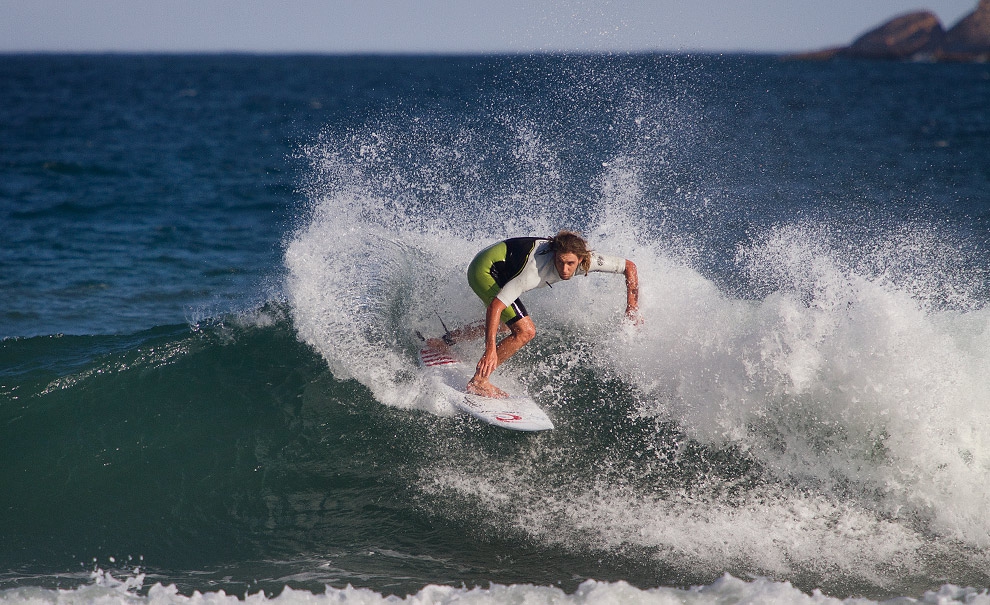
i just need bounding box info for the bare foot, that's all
[466,377,508,398]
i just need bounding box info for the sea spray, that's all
[609,221,990,549]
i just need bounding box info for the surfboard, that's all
[418,345,554,432]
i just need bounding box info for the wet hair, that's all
[550,230,592,275]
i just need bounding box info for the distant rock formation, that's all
[941,0,990,57]
[790,0,990,62]
[843,11,944,59]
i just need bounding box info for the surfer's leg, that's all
[466,317,535,398]
[495,316,535,365]
[427,321,508,353]
[436,320,496,344]
[465,246,534,397]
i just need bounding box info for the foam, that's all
[599,222,990,550]
[5,569,988,604]
[420,462,929,585]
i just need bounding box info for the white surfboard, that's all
[418,345,554,432]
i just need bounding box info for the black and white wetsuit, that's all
[466,237,626,324]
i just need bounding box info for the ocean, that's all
[1,53,989,604]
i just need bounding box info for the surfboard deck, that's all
[418,345,554,432]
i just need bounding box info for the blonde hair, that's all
[551,230,592,275]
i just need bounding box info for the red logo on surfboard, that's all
[495,413,523,422]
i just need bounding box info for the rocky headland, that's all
[791,0,990,61]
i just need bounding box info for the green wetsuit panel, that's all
[467,238,544,324]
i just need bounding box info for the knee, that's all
[513,320,536,344]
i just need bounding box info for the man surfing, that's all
[447,230,640,398]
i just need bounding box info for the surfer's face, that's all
[554,252,580,280]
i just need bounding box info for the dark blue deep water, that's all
[2,54,990,604]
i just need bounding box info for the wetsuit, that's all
[467,237,627,324]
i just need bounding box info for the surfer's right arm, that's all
[624,259,642,323]
[476,298,507,377]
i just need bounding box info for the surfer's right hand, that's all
[624,307,644,326]
[476,347,499,377]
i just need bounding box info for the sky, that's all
[0,0,980,54]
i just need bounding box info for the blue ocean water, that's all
[2,54,990,604]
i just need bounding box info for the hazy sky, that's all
[0,0,980,54]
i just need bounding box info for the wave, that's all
[5,227,990,597]
[6,56,990,599]
[281,93,990,596]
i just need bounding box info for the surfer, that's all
[455,231,639,398]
